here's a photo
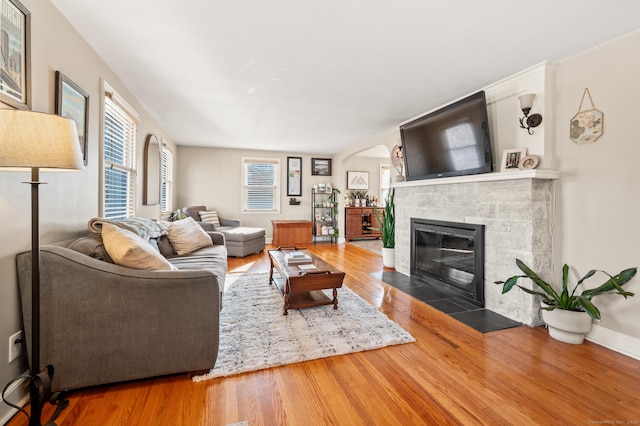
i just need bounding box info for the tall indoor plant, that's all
[374,188,395,268]
[496,259,636,343]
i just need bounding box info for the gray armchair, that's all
[181,205,240,232]
[181,205,265,257]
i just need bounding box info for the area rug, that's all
[192,272,415,382]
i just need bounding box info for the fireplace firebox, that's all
[410,218,485,306]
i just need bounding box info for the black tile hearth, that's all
[372,271,521,333]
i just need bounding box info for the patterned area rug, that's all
[193,272,415,382]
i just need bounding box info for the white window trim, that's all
[241,156,281,214]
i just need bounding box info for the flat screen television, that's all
[400,91,493,181]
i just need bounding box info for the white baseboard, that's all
[586,324,640,361]
[0,373,30,425]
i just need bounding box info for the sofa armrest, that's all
[207,231,225,246]
[16,246,221,392]
[220,218,240,227]
[197,221,216,232]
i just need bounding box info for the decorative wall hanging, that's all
[56,71,89,165]
[286,156,302,196]
[0,0,31,109]
[570,88,603,144]
[311,158,331,176]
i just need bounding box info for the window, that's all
[380,163,391,206]
[242,157,280,213]
[161,142,174,213]
[102,83,139,219]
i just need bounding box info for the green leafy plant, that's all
[496,259,637,320]
[373,188,395,249]
[171,209,187,221]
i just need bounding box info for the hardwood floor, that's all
[8,243,640,425]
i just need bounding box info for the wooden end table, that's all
[268,248,345,315]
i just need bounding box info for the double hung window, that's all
[242,157,280,213]
[102,84,139,219]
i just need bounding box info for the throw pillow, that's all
[165,216,213,255]
[101,223,177,271]
[198,210,221,227]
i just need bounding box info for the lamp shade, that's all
[0,110,84,171]
[518,94,535,110]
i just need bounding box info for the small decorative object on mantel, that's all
[518,155,539,170]
[570,88,604,144]
[289,198,301,205]
[391,144,405,182]
[500,148,527,172]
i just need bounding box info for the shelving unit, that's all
[311,188,338,243]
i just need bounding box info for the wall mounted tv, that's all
[400,91,493,181]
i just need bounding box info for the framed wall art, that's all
[311,158,332,176]
[0,0,31,109]
[501,148,526,172]
[287,156,302,196]
[56,71,89,165]
[347,171,369,190]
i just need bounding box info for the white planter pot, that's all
[541,302,593,344]
[382,247,395,269]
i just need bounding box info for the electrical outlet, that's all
[8,330,23,363]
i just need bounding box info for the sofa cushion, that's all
[198,210,221,227]
[221,227,266,242]
[164,217,213,255]
[101,223,178,271]
[182,205,207,221]
[67,234,114,263]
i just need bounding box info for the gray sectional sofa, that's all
[16,228,227,392]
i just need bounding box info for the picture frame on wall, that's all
[287,156,302,196]
[501,148,527,172]
[347,171,369,190]
[311,158,332,176]
[55,71,89,165]
[0,0,31,110]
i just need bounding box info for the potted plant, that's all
[374,188,395,268]
[496,259,637,344]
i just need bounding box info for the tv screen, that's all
[400,91,493,181]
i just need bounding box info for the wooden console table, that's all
[271,220,313,247]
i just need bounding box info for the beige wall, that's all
[0,1,175,418]
[176,146,390,240]
[553,31,640,349]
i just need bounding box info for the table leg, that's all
[283,293,290,315]
[333,288,338,309]
[268,256,274,285]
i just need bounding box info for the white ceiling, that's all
[51,0,640,155]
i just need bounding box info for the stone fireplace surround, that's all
[393,170,559,326]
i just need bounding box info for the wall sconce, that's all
[518,93,543,135]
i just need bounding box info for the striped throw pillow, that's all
[199,210,221,227]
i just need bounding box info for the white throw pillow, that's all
[198,210,221,227]
[165,216,213,255]
[101,223,178,271]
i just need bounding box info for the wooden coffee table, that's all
[268,247,345,315]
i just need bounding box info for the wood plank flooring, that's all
[8,243,640,425]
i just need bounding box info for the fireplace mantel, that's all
[392,169,559,188]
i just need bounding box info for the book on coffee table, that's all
[298,264,318,271]
[285,252,312,264]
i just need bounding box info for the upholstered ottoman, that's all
[220,227,266,257]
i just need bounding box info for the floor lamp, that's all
[0,110,84,426]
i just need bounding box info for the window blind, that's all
[161,143,174,213]
[103,94,137,219]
